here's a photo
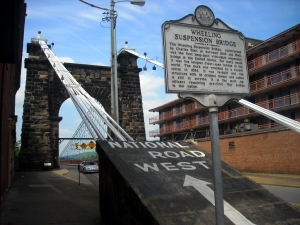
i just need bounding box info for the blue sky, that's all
[16,0,300,153]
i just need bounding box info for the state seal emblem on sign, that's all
[194,5,215,27]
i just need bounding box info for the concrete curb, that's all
[244,173,300,188]
[52,168,69,176]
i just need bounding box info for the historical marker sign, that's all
[162,6,250,95]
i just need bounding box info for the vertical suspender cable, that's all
[38,40,133,141]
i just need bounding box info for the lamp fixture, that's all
[152,56,158,70]
[130,0,145,6]
[114,0,145,6]
[143,52,147,71]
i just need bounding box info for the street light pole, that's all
[80,0,145,128]
[109,0,145,126]
[110,0,119,124]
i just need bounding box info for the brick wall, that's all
[0,63,12,204]
[197,129,300,174]
[0,63,17,207]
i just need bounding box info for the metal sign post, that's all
[162,5,250,224]
[180,93,242,224]
[209,106,224,224]
[79,147,81,185]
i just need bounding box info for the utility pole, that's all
[110,0,119,124]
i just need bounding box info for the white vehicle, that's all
[78,161,99,173]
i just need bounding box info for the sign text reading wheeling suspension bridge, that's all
[162,23,249,95]
[175,30,236,47]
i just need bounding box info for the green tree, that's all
[15,140,21,158]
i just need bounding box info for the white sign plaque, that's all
[162,18,250,95]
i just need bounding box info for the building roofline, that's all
[247,23,300,53]
[149,98,183,112]
[245,37,263,43]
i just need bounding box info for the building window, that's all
[229,141,235,150]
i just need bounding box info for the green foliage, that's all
[60,151,98,161]
[59,150,98,161]
[15,140,21,158]
[76,151,98,159]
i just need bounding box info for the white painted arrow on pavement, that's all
[183,175,255,225]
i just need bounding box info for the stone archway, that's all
[20,40,145,170]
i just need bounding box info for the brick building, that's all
[149,24,300,174]
[0,0,26,208]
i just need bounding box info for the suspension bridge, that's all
[38,39,135,162]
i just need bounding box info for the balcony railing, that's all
[248,40,300,72]
[150,66,300,125]
[149,101,203,124]
[150,119,300,138]
[257,120,299,129]
[250,66,300,93]
[218,107,254,121]
[257,92,300,110]
[149,92,300,137]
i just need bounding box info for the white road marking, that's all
[183,175,255,225]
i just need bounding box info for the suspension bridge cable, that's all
[38,40,134,141]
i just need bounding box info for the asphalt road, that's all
[61,164,99,187]
[262,184,300,207]
[60,165,300,208]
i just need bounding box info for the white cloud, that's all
[140,73,164,98]
[15,54,28,140]
[77,11,104,23]
[15,67,26,116]
[58,57,75,63]
[142,95,177,141]
[118,3,147,22]
[92,62,107,66]
[59,128,74,137]
[138,70,177,140]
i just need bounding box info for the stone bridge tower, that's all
[20,38,146,170]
